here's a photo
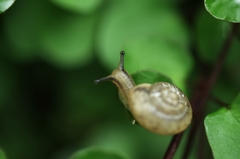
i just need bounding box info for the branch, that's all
[162,132,183,159]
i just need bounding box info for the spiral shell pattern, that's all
[128,82,192,135]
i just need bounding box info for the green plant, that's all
[0,0,239,159]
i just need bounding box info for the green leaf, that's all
[96,0,192,90]
[0,0,14,13]
[51,0,103,14]
[205,0,240,22]
[204,93,240,159]
[69,147,130,159]
[0,148,7,159]
[131,69,173,85]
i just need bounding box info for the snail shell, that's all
[129,83,192,135]
[95,51,192,135]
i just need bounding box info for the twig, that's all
[162,132,183,159]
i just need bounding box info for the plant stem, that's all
[163,23,239,159]
[162,132,183,159]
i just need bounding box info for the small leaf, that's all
[204,93,240,159]
[0,148,7,159]
[0,0,14,13]
[131,69,173,85]
[205,0,240,22]
[69,147,130,159]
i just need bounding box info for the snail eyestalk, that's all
[119,51,125,70]
[94,76,113,84]
[94,51,126,85]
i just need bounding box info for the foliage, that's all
[0,0,14,13]
[204,93,240,159]
[205,0,240,22]
[0,0,239,159]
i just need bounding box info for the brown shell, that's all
[128,82,192,135]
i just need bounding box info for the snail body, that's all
[95,51,192,135]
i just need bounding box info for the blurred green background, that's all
[0,0,240,159]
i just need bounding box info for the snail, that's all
[95,51,192,135]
